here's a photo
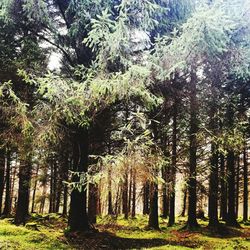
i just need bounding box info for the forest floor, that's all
[0,214,250,249]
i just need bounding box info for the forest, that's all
[0,0,250,249]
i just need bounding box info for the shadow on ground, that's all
[66,231,201,249]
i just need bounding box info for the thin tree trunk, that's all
[122,172,128,219]
[128,168,132,215]
[226,150,239,226]
[243,145,248,222]
[31,164,39,213]
[3,150,11,216]
[181,186,187,216]
[235,157,240,219]
[225,102,239,227]
[220,154,227,221]
[168,100,177,226]
[143,182,150,215]
[186,72,199,229]
[62,154,69,216]
[131,169,136,218]
[10,160,17,213]
[208,144,219,227]
[49,160,54,213]
[208,88,219,227]
[107,168,113,215]
[0,149,5,215]
[148,182,159,229]
[161,165,168,218]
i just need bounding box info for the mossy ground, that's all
[0,214,250,249]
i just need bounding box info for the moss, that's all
[1,215,250,249]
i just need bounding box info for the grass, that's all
[0,214,249,249]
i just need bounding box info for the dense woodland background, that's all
[0,0,250,244]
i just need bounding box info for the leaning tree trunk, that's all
[68,128,90,231]
[186,72,199,229]
[14,155,32,225]
[3,150,11,216]
[168,100,177,226]
[243,145,248,222]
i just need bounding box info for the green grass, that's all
[0,215,250,249]
[0,218,70,250]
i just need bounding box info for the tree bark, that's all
[68,128,90,231]
[107,167,113,215]
[148,182,159,229]
[208,144,219,227]
[143,182,150,215]
[181,186,187,217]
[122,172,128,219]
[168,100,177,226]
[14,156,32,225]
[88,183,98,224]
[0,149,5,215]
[186,72,199,229]
[243,145,248,222]
[131,169,136,218]
[235,157,240,219]
[3,150,11,216]
[31,164,39,213]
[220,154,227,221]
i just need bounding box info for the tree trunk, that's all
[62,154,69,216]
[225,102,239,227]
[208,144,219,227]
[88,183,98,224]
[122,172,128,219]
[186,72,199,229]
[243,145,248,222]
[208,89,219,227]
[143,182,150,215]
[168,100,177,226]
[10,160,17,213]
[181,186,187,216]
[0,149,5,215]
[148,182,159,229]
[128,168,132,215]
[107,168,113,215]
[31,164,39,213]
[14,156,32,225]
[68,128,90,231]
[220,154,227,221]
[226,150,239,226]
[131,169,136,218]
[161,165,169,218]
[235,157,240,219]
[3,150,11,216]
